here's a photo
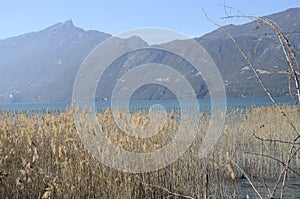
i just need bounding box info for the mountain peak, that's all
[55,19,75,28]
[44,19,78,34]
[62,19,74,26]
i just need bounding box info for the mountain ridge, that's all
[0,8,300,103]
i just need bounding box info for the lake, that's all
[0,97,295,113]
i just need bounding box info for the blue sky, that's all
[0,0,299,39]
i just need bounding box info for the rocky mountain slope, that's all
[0,20,110,102]
[0,8,299,103]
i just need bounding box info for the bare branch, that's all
[203,7,300,197]
[202,8,299,136]
[221,5,300,104]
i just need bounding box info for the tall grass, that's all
[0,105,299,198]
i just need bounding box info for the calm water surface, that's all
[0,97,294,113]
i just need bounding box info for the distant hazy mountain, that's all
[0,8,300,103]
[0,20,111,102]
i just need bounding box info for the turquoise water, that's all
[0,97,294,113]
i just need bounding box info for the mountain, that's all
[95,8,300,100]
[196,7,300,98]
[0,20,111,102]
[0,8,300,103]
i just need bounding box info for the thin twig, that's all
[244,151,300,176]
[268,143,300,198]
[135,175,195,199]
[230,160,263,199]
[253,134,300,146]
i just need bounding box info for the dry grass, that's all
[0,105,299,198]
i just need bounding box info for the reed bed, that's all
[0,105,299,198]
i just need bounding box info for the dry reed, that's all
[0,105,299,198]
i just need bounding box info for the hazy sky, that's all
[0,0,299,39]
